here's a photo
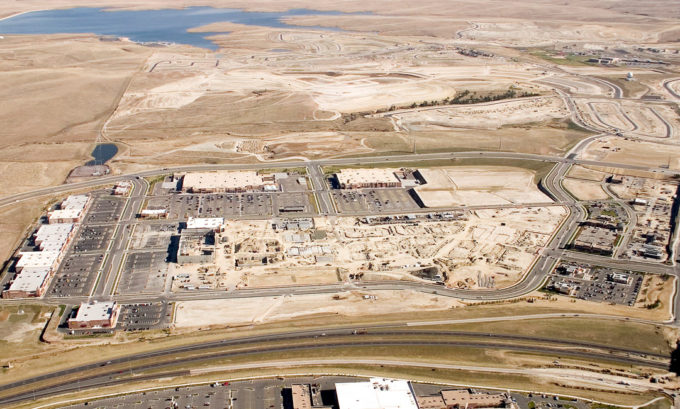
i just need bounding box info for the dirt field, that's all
[567,165,607,181]
[174,290,464,327]
[414,166,552,207]
[562,178,608,201]
[388,96,568,131]
[635,274,676,313]
[580,136,680,170]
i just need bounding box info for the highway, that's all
[0,327,668,405]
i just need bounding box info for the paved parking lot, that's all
[547,263,642,305]
[147,193,290,220]
[278,175,309,192]
[59,376,567,409]
[274,193,314,214]
[238,193,273,217]
[512,392,589,409]
[85,196,126,224]
[62,376,357,409]
[198,194,241,218]
[332,188,421,214]
[118,302,171,331]
[47,253,103,297]
[117,251,169,295]
[72,225,115,253]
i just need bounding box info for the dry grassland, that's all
[580,137,680,170]
[0,197,52,266]
[410,121,587,156]
[1,295,676,388]
[525,290,675,322]
[0,35,151,147]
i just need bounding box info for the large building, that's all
[417,389,506,409]
[335,169,402,189]
[335,378,419,409]
[34,223,75,252]
[68,301,120,330]
[48,195,90,224]
[2,267,51,298]
[177,229,216,264]
[177,218,224,264]
[186,217,224,231]
[4,195,88,299]
[182,171,276,193]
[15,250,62,272]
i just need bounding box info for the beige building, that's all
[441,390,506,408]
[292,384,313,409]
[335,169,402,189]
[68,301,120,330]
[417,389,506,409]
[182,171,275,193]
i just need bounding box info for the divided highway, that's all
[0,327,668,406]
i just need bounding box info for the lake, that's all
[86,143,118,166]
[0,7,360,50]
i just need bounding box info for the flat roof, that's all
[48,208,83,220]
[8,268,50,293]
[35,223,73,251]
[336,169,400,186]
[61,195,89,210]
[16,251,60,269]
[183,171,266,190]
[71,301,118,323]
[187,217,224,230]
[335,378,418,409]
[440,390,504,406]
[291,384,312,409]
[35,223,73,239]
[141,209,168,215]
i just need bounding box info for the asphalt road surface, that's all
[0,328,668,405]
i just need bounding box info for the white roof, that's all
[48,208,83,221]
[35,223,73,251]
[35,223,73,241]
[187,217,224,229]
[336,169,400,186]
[183,171,265,191]
[39,241,67,252]
[8,268,50,293]
[141,209,168,215]
[61,195,89,211]
[16,251,60,269]
[71,301,117,322]
[336,378,419,409]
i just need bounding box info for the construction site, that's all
[169,205,565,293]
[608,176,679,261]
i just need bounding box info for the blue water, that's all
[86,143,118,166]
[0,7,361,50]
